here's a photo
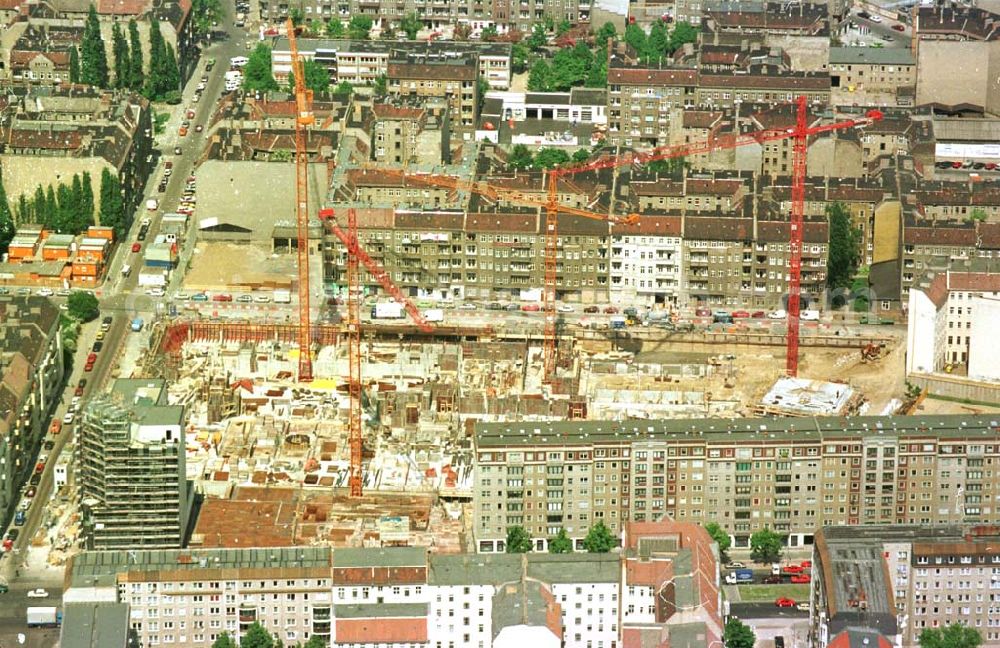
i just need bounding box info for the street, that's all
[0,4,246,645]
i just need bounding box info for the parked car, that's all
[603,306,619,314]
[800,560,812,569]
[504,303,520,311]
[891,23,905,31]
[583,305,600,313]
[26,589,48,598]
[762,575,783,584]
[44,440,54,451]
[775,597,796,608]
[459,303,476,310]
[237,295,252,303]
[731,310,750,318]
[695,307,712,317]
[25,487,36,498]
[253,295,270,303]
[868,13,882,22]
[791,574,811,584]
[191,293,209,301]
[522,303,541,312]
[768,309,787,319]
[174,146,182,155]
[486,302,502,310]
[195,124,204,132]
[37,287,53,297]
[212,293,233,302]
[84,360,95,372]
[782,564,804,574]
[557,304,573,313]
[796,603,810,611]
[751,310,766,318]
[725,562,746,569]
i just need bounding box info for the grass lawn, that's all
[737,583,810,602]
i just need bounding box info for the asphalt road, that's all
[0,7,247,646]
[729,602,811,620]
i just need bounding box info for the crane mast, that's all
[288,18,315,382]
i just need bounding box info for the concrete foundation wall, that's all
[909,372,1000,406]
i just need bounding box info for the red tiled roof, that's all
[395,211,464,230]
[335,617,428,643]
[682,110,723,129]
[97,0,148,14]
[946,271,1000,293]
[388,61,477,80]
[758,220,829,243]
[373,103,425,120]
[977,222,1000,248]
[632,180,684,197]
[1,128,82,150]
[607,68,697,85]
[614,214,682,236]
[0,0,22,8]
[686,178,744,196]
[701,72,829,91]
[904,225,977,246]
[10,50,70,67]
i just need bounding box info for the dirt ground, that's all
[612,331,907,415]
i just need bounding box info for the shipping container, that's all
[372,302,405,319]
[424,309,444,322]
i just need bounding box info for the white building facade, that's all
[610,219,685,308]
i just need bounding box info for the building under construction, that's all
[77,379,193,550]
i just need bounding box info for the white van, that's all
[225,70,243,80]
[121,264,131,278]
[800,309,820,321]
[230,56,249,67]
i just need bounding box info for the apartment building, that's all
[900,219,1000,302]
[78,379,191,550]
[813,525,1000,648]
[609,216,684,307]
[906,264,1000,375]
[828,47,916,107]
[473,414,1000,552]
[258,0,589,33]
[322,208,611,303]
[702,0,833,69]
[371,102,439,166]
[64,519,720,648]
[492,88,608,125]
[8,24,78,83]
[0,296,63,529]
[271,39,512,89]
[387,52,479,131]
[0,90,153,228]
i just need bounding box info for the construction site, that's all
[106,27,907,553]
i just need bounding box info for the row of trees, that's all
[528,42,606,92]
[76,5,179,100]
[505,521,615,554]
[11,172,95,235]
[244,44,343,96]
[507,145,592,171]
[625,19,699,64]
[212,624,325,648]
[0,167,125,239]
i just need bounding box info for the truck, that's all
[27,607,61,628]
[131,318,144,332]
[724,569,754,585]
[372,302,405,319]
[610,315,627,330]
[273,289,291,304]
[423,308,444,323]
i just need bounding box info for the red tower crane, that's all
[318,207,434,496]
[288,18,315,382]
[551,100,883,377]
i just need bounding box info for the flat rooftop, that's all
[758,377,856,416]
[475,414,1000,447]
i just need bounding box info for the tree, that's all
[968,207,988,222]
[244,44,279,93]
[527,58,551,91]
[334,80,353,95]
[453,23,471,41]
[69,46,80,84]
[241,622,274,648]
[571,148,590,164]
[511,42,529,74]
[583,521,615,553]
[373,74,387,96]
[191,0,223,34]
[534,147,570,169]
[647,157,686,176]
[647,21,670,60]
[45,185,57,226]
[625,22,647,56]
[827,201,861,289]
[326,19,345,38]
[70,173,85,231]
[15,194,28,226]
[145,16,167,98]
[99,167,125,237]
[527,23,548,51]
[918,624,982,648]
[585,44,607,87]
[81,171,95,225]
[127,20,143,90]
[164,44,180,94]
[508,144,533,170]
[704,522,731,561]
[302,637,327,648]
[477,76,489,114]
[505,526,533,553]
[288,59,330,94]
[32,185,47,226]
[595,21,616,47]
[542,15,555,32]
[481,24,499,41]
[669,22,699,53]
[548,528,572,553]
[81,4,109,87]
[724,618,756,648]
[0,173,13,256]
[112,22,130,89]
[556,18,572,36]
[749,528,785,564]
[401,13,422,39]
[67,291,100,322]
[211,632,237,648]
[348,15,373,40]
